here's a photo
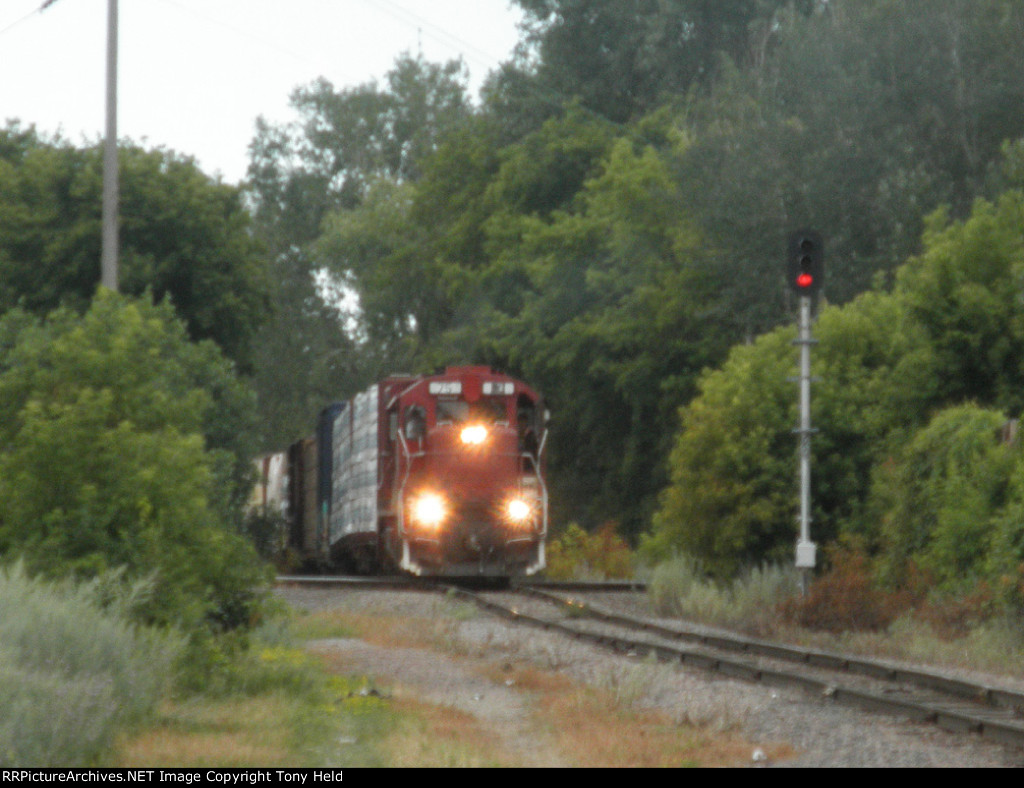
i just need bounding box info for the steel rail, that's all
[521,587,1024,716]
[447,586,1024,749]
[275,574,423,590]
[515,578,647,593]
[275,575,646,593]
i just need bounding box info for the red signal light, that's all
[787,231,824,295]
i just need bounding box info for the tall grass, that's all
[648,556,800,635]
[648,553,1024,676]
[0,562,181,766]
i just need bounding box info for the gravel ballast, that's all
[277,586,1024,768]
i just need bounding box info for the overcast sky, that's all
[0,0,523,183]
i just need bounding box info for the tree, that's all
[0,292,269,629]
[247,53,472,238]
[245,54,475,446]
[508,0,815,123]
[0,125,270,369]
[468,128,726,537]
[647,161,1024,578]
[662,0,1024,337]
[645,274,952,577]
[894,192,1024,416]
[645,328,796,577]
[870,404,1015,592]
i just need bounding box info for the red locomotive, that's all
[258,366,548,577]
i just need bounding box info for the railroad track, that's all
[275,574,1024,748]
[448,585,1024,750]
[274,574,645,593]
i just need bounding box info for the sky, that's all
[0,0,524,184]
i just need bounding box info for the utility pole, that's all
[36,0,117,289]
[101,0,118,291]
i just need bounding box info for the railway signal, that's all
[788,230,823,590]
[788,230,824,296]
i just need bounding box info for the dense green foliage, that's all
[246,54,473,447]
[0,293,271,629]
[0,125,270,369]
[4,0,1020,622]
[247,0,1024,557]
[504,0,816,124]
[650,184,1024,604]
[0,95,286,728]
[871,405,1015,590]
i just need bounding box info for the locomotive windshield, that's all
[436,397,509,425]
[436,399,470,424]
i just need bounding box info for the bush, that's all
[545,522,634,580]
[0,563,181,766]
[781,547,912,633]
[0,293,271,630]
[869,404,1015,592]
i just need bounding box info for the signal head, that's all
[788,230,824,295]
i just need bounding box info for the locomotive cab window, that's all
[436,397,508,425]
[481,397,509,424]
[517,397,540,456]
[404,405,426,439]
[436,399,470,425]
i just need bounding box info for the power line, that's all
[148,0,514,87]
[0,0,60,38]
[147,0,331,73]
[355,0,511,73]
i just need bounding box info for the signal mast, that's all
[787,231,823,592]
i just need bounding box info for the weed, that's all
[0,562,180,766]
[545,522,635,580]
[649,550,1024,678]
[597,658,659,709]
[781,548,908,633]
[649,555,798,635]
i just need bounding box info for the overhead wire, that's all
[146,0,335,74]
[142,0,517,90]
[0,0,61,38]
[4,0,617,149]
[143,0,582,124]
[5,0,576,120]
[352,0,622,127]
[354,0,514,74]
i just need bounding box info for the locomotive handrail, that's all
[396,424,413,540]
[518,449,549,538]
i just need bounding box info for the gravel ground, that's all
[277,587,1024,768]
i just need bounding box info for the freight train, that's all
[252,366,548,578]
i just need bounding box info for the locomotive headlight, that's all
[410,492,447,530]
[460,424,488,446]
[506,498,533,525]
